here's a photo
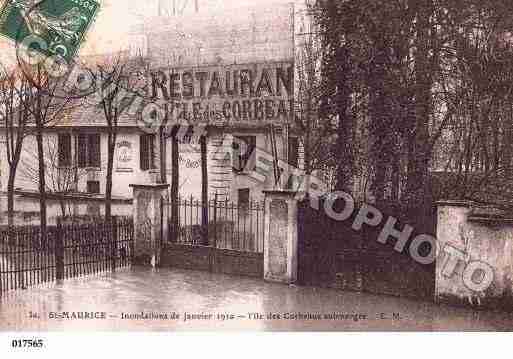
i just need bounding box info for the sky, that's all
[0,0,305,69]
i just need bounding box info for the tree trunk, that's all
[35,121,47,238]
[200,135,209,246]
[105,133,115,221]
[503,103,513,178]
[59,200,67,218]
[303,126,312,194]
[170,132,179,242]
[391,155,400,202]
[406,0,433,219]
[368,38,389,204]
[7,167,16,228]
[373,164,387,204]
[159,126,167,183]
[333,46,354,193]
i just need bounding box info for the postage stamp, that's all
[0,0,100,62]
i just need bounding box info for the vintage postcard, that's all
[0,0,512,355]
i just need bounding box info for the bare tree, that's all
[90,54,149,221]
[22,64,74,236]
[294,4,336,184]
[314,0,358,194]
[433,10,513,207]
[93,60,126,221]
[18,136,87,217]
[0,70,30,227]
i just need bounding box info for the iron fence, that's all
[0,217,134,295]
[167,197,265,253]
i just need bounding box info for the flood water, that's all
[1,267,513,331]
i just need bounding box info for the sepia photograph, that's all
[0,0,512,355]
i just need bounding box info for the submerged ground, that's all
[1,267,512,331]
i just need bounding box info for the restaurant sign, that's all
[150,62,294,125]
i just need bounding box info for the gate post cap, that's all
[436,199,474,208]
[129,183,170,190]
[263,190,298,196]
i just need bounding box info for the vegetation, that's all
[308,0,513,217]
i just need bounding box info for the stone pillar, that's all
[436,200,513,308]
[435,200,472,303]
[263,190,299,284]
[130,184,170,267]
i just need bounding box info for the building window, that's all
[140,134,156,171]
[287,136,300,190]
[288,136,299,168]
[58,133,72,167]
[178,126,195,144]
[87,181,100,194]
[77,134,101,168]
[232,136,256,173]
[238,188,250,216]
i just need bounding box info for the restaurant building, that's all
[0,2,301,220]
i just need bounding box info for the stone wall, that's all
[436,201,513,310]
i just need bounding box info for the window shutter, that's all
[87,181,100,194]
[58,134,71,167]
[232,136,256,173]
[140,134,156,170]
[288,136,299,168]
[232,140,241,172]
[96,135,101,167]
[245,136,256,170]
[140,135,148,170]
[88,134,101,167]
[149,135,155,169]
[77,134,87,168]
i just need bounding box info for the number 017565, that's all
[11,339,44,349]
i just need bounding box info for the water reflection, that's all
[0,267,512,331]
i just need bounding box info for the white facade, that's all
[0,129,157,198]
[0,126,294,203]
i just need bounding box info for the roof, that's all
[53,96,140,128]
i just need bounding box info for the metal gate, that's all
[297,199,435,299]
[0,217,134,295]
[162,197,264,278]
